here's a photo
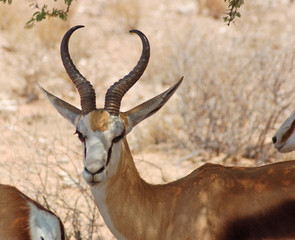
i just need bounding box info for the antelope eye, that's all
[75,130,86,142]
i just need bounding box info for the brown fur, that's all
[90,110,110,132]
[0,184,31,240]
[0,184,65,240]
[119,113,130,131]
[104,139,295,240]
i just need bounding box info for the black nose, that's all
[272,136,277,144]
[84,166,105,175]
[84,167,94,175]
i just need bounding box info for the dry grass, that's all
[2,0,295,239]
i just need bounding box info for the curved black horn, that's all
[61,25,96,115]
[104,30,150,116]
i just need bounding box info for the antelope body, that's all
[41,25,295,240]
[0,184,64,240]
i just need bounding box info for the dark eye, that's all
[75,130,86,142]
[112,132,125,143]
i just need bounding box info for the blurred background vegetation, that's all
[0,0,244,27]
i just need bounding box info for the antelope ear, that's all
[123,77,183,134]
[38,85,81,126]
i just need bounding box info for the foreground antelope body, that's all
[40,25,295,240]
[0,184,64,240]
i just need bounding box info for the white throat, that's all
[89,141,127,240]
[90,183,127,240]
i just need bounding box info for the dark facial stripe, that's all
[106,132,125,166]
[59,218,65,240]
[106,143,113,166]
[282,119,295,143]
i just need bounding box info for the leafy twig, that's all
[224,0,244,25]
[25,0,73,29]
[0,0,73,28]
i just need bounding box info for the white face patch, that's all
[76,111,125,186]
[274,110,295,152]
[29,203,62,240]
[277,133,295,153]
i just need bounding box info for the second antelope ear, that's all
[38,85,82,127]
[123,77,183,134]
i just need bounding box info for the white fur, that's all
[29,202,62,240]
[274,109,295,152]
[90,183,127,240]
[78,114,124,185]
[276,133,295,153]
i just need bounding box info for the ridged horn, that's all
[104,30,150,116]
[61,25,96,115]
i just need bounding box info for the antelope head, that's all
[40,25,182,186]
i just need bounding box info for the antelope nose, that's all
[84,166,105,175]
[272,136,277,144]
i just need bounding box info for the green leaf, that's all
[223,0,244,25]
[36,13,45,22]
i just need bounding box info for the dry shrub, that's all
[151,23,295,164]
[179,43,295,162]
[140,0,295,164]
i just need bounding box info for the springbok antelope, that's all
[0,184,64,240]
[40,25,295,240]
[273,110,295,153]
